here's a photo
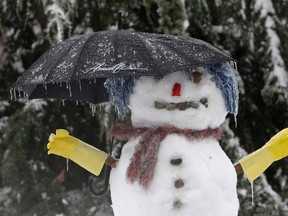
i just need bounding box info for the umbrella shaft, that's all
[118,11,122,30]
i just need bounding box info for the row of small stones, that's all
[154,97,208,111]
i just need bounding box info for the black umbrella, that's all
[12,29,233,104]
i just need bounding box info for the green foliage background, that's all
[0,0,288,215]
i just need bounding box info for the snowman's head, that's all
[105,62,238,130]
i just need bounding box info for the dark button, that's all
[173,199,183,209]
[170,158,182,166]
[175,179,184,188]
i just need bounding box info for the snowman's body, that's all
[109,68,239,216]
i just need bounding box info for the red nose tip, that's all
[172,83,181,96]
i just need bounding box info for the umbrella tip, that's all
[118,11,122,30]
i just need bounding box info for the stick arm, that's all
[105,155,118,168]
[234,162,243,175]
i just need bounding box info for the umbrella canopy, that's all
[12,30,233,104]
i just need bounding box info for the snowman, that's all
[47,62,288,216]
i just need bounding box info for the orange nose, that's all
[172,83,181,96]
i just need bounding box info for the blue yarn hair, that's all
[104,62,239,117]
[205,62,239,115]
[104,76,139,117]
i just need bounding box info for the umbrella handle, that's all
[88,110,117,197]
[88,164,111,197]
[88,145,115,197]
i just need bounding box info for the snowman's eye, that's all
[191,72,202,83]
[155,76,164,80]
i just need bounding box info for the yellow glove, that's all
[239,128,288,182]
[47,129,108,176]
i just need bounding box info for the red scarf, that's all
[110,123,222,188]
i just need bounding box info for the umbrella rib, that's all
[112,31,120,66]
[44,35,88,83]
[136,34,163,75]
[163,41,203,69]
[161,38,232,70]
[70,32,98,81]
[137,34,191,74]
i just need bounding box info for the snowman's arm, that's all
[234,128,288,181]
[234,162,243,174]
[47,129,118,176]
[106,155,118,168]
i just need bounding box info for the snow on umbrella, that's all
[11,29,234,104]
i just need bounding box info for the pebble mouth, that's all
[154,98,208,111]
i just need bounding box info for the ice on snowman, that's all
[47,62,288,216]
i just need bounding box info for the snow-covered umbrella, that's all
[11,29,234,104]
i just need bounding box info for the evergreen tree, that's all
[0,0,288,215]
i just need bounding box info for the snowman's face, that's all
[129,67,228,130]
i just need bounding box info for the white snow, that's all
[6,28,15,37]
[44,0,73,42]
[41,192,47,200]
[259,175,288,212]
[255,0,288,87]
[212,25,224,34]
[62,198,69,205]
[0,101,9,112]
[110,68,238,216]
[179,0,189,30]
[255,0,274,17]
[24,99,47,111]
[240,0,246,20]
[0,116,9,131]
[0,187,12,203]
[274,168,288,190]
[12,60,25,73]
